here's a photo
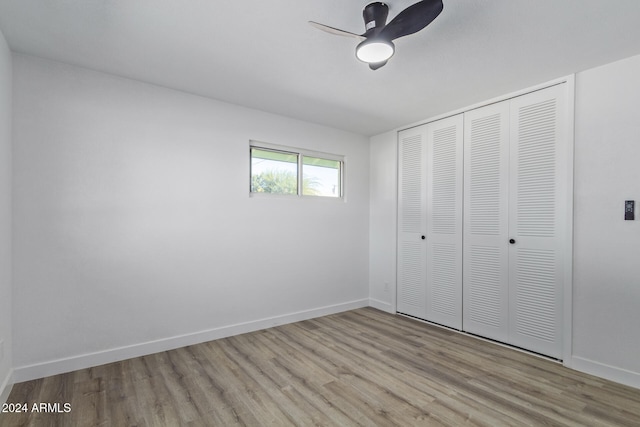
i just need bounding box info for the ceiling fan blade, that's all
[380,0,443,41]
[369,60,388,71]
[308,21,366,41]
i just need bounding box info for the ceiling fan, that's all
[309,0,444,70]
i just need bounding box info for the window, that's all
[250,143,343,198]
[250,148,299,195]
[303,156,341,197]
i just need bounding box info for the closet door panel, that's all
[463,103,510,342]
[508,85,567,358]
[397,126,428,318]
[426,114,463,329]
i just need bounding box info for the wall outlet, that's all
[384,282,390,292]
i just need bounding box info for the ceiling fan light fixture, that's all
[355,38,395,64]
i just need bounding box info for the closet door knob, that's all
[509,238,516,244]
[421,235,426,240]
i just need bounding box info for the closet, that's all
[397,83,571,359]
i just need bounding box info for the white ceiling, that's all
[1,0,640,136]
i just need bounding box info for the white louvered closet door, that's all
[426,115,463,329]
[463,102,510,342]
[507,85,568,359]
[397,126,428,319]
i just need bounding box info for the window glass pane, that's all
[251,148,298,195]
[303,156,341,197]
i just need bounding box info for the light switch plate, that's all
[625,200,635,220]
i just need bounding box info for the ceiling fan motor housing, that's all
[363,2,389,35]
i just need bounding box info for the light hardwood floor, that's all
[2,308,639,426]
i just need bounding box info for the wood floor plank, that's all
[224,334,331,426]
[2,307,640,426]
[250,333,360,426]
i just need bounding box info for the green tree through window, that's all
[251,169,320,195]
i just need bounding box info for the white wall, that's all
[12,54,370,380]
[0,28,12,403]
[368,130,396,313]
[571,54,640,387]
[369,55,640,389]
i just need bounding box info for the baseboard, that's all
[13,299,369,383]
[368,298,394,314]
[0,369,12,405]
[568,355,640,390]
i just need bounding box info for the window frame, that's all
[249,141,345,199]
